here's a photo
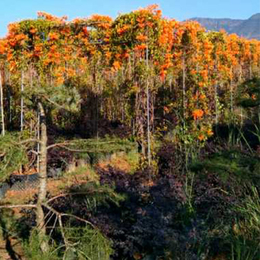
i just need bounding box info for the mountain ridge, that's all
[190,13,260,40]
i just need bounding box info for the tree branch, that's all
[46,191,104,204]
[0,204,36,209]
[47,141,74,150]
[16,139,42,145]
[42,95,65,110]
[42,203,70,249]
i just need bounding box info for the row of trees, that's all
[0,5,260,252]
[0,5,259,156]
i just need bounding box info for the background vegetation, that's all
[0,5,260,260]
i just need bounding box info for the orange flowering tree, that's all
[161,21,215,150]
[0,6,259,177]
[108,5,168,163]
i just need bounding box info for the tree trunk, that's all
[0,71,5,136]
[230,66,234,114]
[182,55,186,123]
[20,71,24,131]
[215,84,218,125]
[36,101,48,252]
[37,110,40,172]
[146,44,151,166]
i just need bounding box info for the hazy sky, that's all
[0,0,259,36]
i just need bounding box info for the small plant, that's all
[230,236,260,260]
[23,230,60,260]
[227,186,260,260]
[63,226,113,260]
[235,186,260,237]
[0,133,28,181]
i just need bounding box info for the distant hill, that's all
[190,13,260,40]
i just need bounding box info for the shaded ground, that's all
[1,143,260,259]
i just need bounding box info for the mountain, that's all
[190,13,260,40]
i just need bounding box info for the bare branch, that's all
[42,95,65,110]
[55,146,90,153]
[46,191,100,204]
[28,150,39,155]
[47,139,126,152]
[42,203,70,249]
[47,141,74,150]
[60,213,95,228]
[0,204,36,209]
[15,139,42,145]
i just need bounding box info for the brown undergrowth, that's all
[97,151,139,174]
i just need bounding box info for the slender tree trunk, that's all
[182,52,186,138]
[36,101,48,252]
[214,62,219,126]
[230,66,234,114]
[21,71,24,131]
[146,44,151,166]
[0,71,5,136]
[37,110,40,172]
[239,64,242,83]
[19,72,23,171]
[182,55,186,125]
[249,62,252,79]
[215,84,218,125]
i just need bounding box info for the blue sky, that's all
[0,0,259,36]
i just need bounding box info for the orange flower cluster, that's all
[117,25,130,35]
[136,34,148,42]
[8,34,27,47]
[30,28,37,34]
[48,32,59,41]
[90,14,112,30]
[134,44,147,51]
[37,11,67,23]
[113,61,121,70]
[0,40,6,55]
[192,109,204,120]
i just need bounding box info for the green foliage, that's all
[70,136,136,153]
[190,150,260,183]
[0,133,28,181]
[230,236,260,260]
[23,225,113,260]
[68,181,125,211]
[183,171,196,220]
[235,186,260,238]
[63,165,98,181]
[63,226,113,260]
[0,209,25,242]
[23,230,60,260]
[236,78,260,108]
[23,81,81,115]
[57,136,137,165]
[44,84,81,112]
[111,9,160,50]
[18,19,59,37]
[223,187,260,260]
[125,149,140,174]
